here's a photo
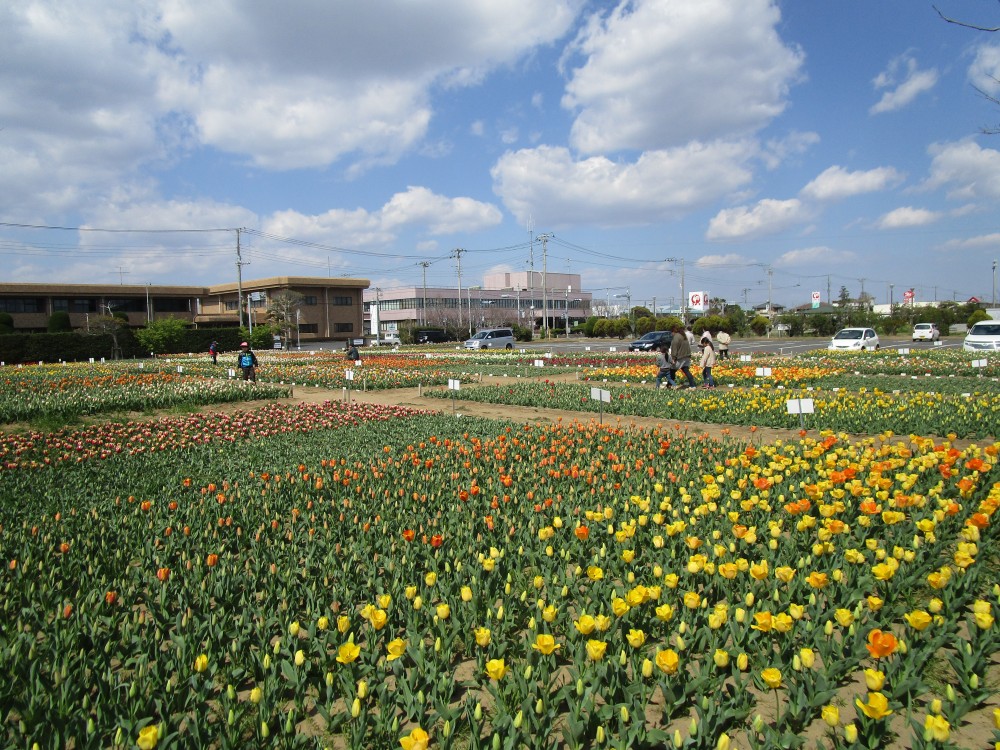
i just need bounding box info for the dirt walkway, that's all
[285,375,813,445]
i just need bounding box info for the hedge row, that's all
[0,328,245,364]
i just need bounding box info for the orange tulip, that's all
[865,629,897,659]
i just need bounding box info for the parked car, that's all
[963,321,1000,351]
[464,328,515,350]
[371,332,400,346]
[628,330,672,351]
[416,329,450,344]
[912,323,940,342]
[828,327,880,351]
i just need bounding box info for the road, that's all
[298,335,961,356]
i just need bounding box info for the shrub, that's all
[47,311,72,333]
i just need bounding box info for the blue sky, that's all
[4,0,1000,310]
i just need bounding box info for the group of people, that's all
[654,325,731,390]
[208,340,260,381]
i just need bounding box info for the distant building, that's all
[0,276,368,343]
[364,271,593,338]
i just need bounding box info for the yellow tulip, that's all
[399,726,429,750]
[821,704,839,727]
[626,629,646,648]
[386,638,407,661]
[137,725,159,750]
[713,649,730,668]
[532,634,560,655]
[586,639,607,661]
[655,649,679,675]
[337,640,361,664]
[923,714,950,742]
[761,668,782,689]
[435,603,450,621]
[864,669,885,691]
[856,692,893,720]
[575,614,596,635]
[904,610,932,631]
[485,658,508,681]
[193,654,209,673]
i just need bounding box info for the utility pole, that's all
[116,266,130,285]
[666,257,686,324]
[767,266,773,320]
[236,228,247,328]
[453,248,465,332]
[537,233,552,338]
[418,261,431,325]
[858,278,866,310]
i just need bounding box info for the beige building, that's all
[0,276,369,343]
[365,271,592,338]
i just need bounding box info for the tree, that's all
[267,291,305,348]
[85,315,128,359]
[47,311,72,333]
[135,318,188,355]
[0,312,13,334]
[968,308,991,327]
[837,286,852,308]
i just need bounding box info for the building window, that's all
[334,322,354,333]
[0,297,46,314]
[155,297,191,313]
[332,296,353,306]
[106,298,145,313]
[299,323,318,334]
[304,296,317,306]
[225,301,240,311]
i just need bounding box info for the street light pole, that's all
[564,286,571,338]
[993,259,997,306]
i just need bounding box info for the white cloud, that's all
[775,246,858,267]
[924,140,1000,201]
[870,54,938,114]
[800,165,903,201]
[0,0,584,208]
[968,43,1000,96]
[876,206,940,229]
[265,186,501,248]
[706,198,806,240]
[696,254,749,268]
[760,131,820,170]
[492,140,757,226]
[939,232,1000,251]
[561,0,804,153]
[380,187,503,234]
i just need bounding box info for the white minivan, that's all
[464,328,515,350]
[963,321,1000,351]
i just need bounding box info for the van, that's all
[464,327,515,350]
[963,321,1000,351]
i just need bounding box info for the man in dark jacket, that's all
[669,325,697,388]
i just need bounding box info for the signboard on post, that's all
[688,291,708,312]
[590,387,611,424]
[786,397,815,429]
[811,291,821,309]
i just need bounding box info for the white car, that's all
[912,323,939,342]
[372,333,400,346]
[963,321,1000,351]
[828,327,880,351]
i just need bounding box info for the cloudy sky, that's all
[3,0,1000,309]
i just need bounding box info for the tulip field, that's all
[0,350,999,750]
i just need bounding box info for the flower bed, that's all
[0,406,997,749]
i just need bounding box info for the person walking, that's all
[670,325,698,388]
[209,340,219,365]
[654,343,676,389]
[699,338,717,388]
[716,330,731,360]
[237,341,259,382]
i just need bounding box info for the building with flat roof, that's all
[364,271,593,338]
[0,276,368,343]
